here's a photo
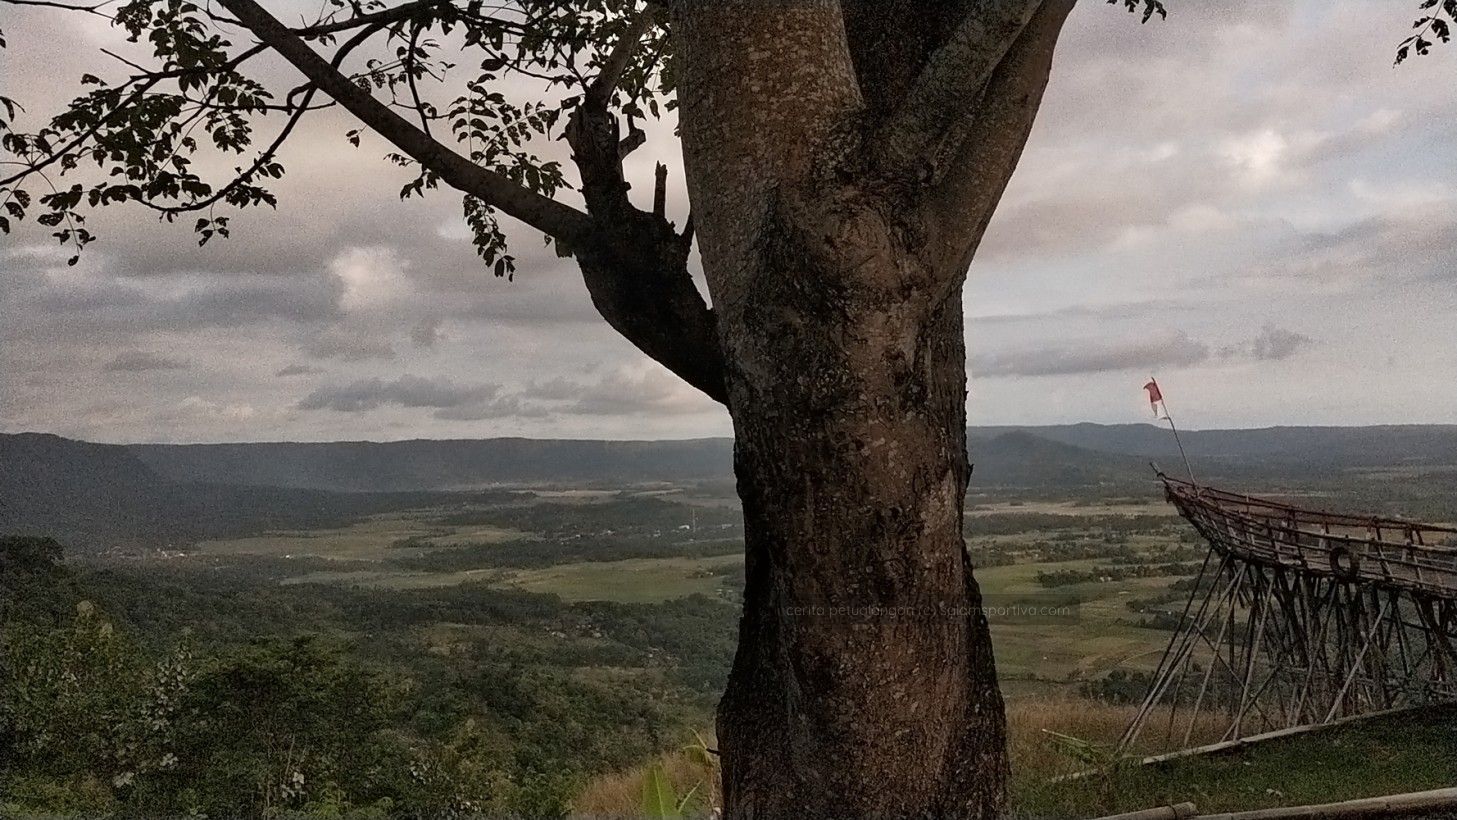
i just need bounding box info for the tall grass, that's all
[571,696,1223,817]
[574,733,721,818]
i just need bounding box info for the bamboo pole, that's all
[1090,803,1198,820]
[1195,787,1457,819]
[1060,701,1444,784]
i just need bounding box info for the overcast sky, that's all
[3,1,1455,443]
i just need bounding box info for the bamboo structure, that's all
[1121,475,1457,753]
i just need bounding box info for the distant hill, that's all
[130,437,736,492]
[7,425,1457,550]
[967,431,1147,489]
[0,433,181,547]
[0,433,455,552]
[124,424,1457,492]
[976,423,1457,474]
[128,432,1144,492]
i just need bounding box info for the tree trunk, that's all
[668,2,1073,815]
[713,227,1006,817]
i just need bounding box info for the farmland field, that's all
[198,512,526,561]
[180,484,1200,693]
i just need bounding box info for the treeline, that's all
[438,495,740,538]
[1036,562,1201,588]
[390,536,744,572]
[964,513,1177,537]
[1,536,739,817]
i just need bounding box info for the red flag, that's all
[1143,379,1162,404]
[1144,379,1166,418]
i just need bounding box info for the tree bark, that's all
[671,12,1009,813]
[669,1,1076,815]
[717,263,1006,817]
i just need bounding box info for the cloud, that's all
[4,265,343,336]
[298,374,502,412]
[1222,324,1314,362]
[975,323,1318,379]
[302,327,397,361]
[275,363,324,377]
[520,377,582,401]
[434,396,549,421]
[176,396,264,422]
[293,374,548,421]
[410,316,444,348]
[522,365,720,416]
[103,351,189,372]
[973,330,1210,378]
[1278,203,1457,286]
[3,0,1452,440]
[331,246,407,312]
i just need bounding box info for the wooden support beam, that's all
[1091,803,1198,820]
[1196,787,1457,820]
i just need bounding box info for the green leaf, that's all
[676,782,702,815]
[641,765,680,820]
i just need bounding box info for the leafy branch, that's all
[1398,0,1457,63]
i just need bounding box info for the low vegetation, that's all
[575,701,1457,818]
[5,435,1455,817]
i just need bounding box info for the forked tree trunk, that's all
[670,1,1073,816]
[718,269,1007,816]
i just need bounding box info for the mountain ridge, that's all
[6,425,1457,550]
[115,423,1457,491]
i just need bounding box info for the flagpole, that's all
[1151,376,1198,487]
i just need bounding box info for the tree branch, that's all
[561,3,728,403]
[576,241,728,404]
[222,0,726,402]
[265,0,529,40]
[218,0,596,248]
[291,0,457,37]
[840,0,974,117]
[586,5,657,107]
[137,15,387,216]
[0,43,270,190]
[926,0,1076,278]
[871,0,1047,181]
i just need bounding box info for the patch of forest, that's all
[0,536,736,817]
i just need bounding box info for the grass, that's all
[222,502,1186,683]
[966,501,1177,517]
[503,554,741,603]
[197,511,527,562]
[977,559,1184,689]
[284,554,742,598]
[1014,703,1457,818]
[191,490,1455,816]
[280,567,507,589]
[573,737,721,818]
[571,700,1457,819]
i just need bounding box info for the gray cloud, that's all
[520,377,583,402]
[1286,208,1457,285]
[1223,324,1315,362]
[3,262,343,338]
[275,363,325,377]
[410,316,444,348]
[3,1,1452,440]
[302,328,397,362]
[298,375,501,412]
[973,330,1210,378]
[434,396,549,421]
[164,275,344,327]
[976,323,1318,379]
[522,366,719,416]
[103,351,189,373]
